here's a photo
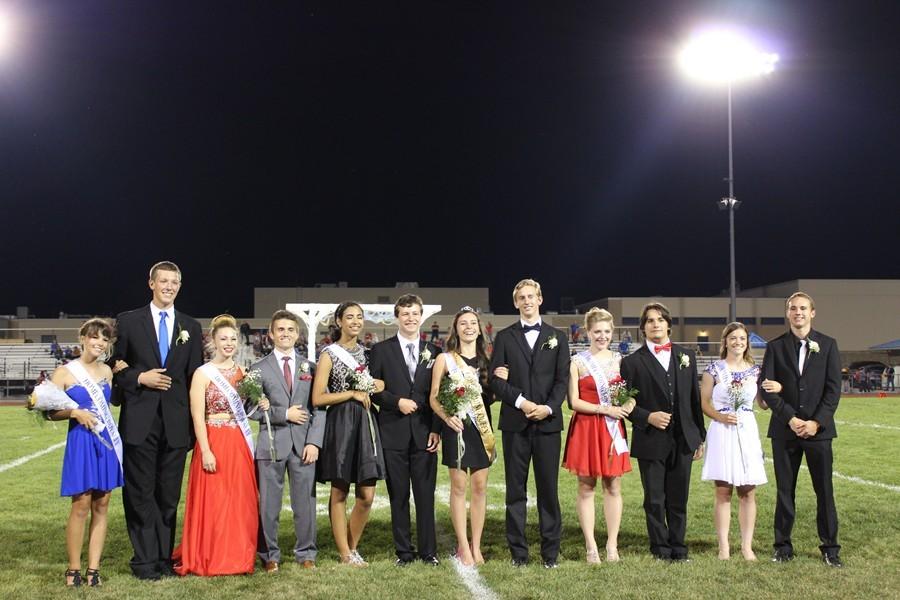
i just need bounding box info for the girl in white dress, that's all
[701,322,778,560]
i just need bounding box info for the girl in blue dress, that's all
[50,318,123,587]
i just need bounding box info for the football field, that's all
[1,396,899,600]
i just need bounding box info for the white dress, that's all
[701,361,767,486]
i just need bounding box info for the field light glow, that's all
[678,29,778,84]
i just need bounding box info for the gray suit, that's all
[249,350,325,563]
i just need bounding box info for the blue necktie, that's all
[158,312,169,365]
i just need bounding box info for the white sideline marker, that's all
[765,458,900,493]
[0,442,66,474]
[451,556,499,600]
[834,419,900,432]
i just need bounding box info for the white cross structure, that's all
[286,303,443,363]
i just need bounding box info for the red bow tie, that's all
[654,342,672,354]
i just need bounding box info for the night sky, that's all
[3,1,898,318]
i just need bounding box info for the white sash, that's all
[577,351,628,455]
[326,343,360,371]
[714,361,754,414]
[65,360,124,471]
[200,363,255,456]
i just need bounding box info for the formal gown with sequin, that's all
[173,365,257,576]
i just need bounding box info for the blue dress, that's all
[59,382,124,497]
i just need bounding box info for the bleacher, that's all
[0,343,59,394]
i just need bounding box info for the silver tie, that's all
[798,339,807,375]
[406,343,417,381]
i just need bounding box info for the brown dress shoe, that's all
[264,561,279,573]
[300,560,316,569]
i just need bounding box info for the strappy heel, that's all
[65,569,82,587]
[85,568,102,587]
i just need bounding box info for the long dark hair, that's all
[446,307,490,386]
[329,301,363,344]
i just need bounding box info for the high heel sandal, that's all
[586,549,601,564]
[64,569,82,587]
[85,568,102,587]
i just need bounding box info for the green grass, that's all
[2,397,899,599]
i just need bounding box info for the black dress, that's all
[440,355,494,470]
[317,344,386,484]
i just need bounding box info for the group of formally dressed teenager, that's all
[51,262,844,587]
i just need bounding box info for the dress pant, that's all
[502,426,561,562]
[636,433,694,558]
[384,441,438,560]
[122,408,188,577]
[256,448,318,563]
[771,437,840,556]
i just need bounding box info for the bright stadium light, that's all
[678,28,778,323]
[0,11,15,58]
[678,29,779,84]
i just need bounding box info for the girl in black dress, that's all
[312,302,385,566]
[429,307,494,566]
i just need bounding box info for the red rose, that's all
[455,386,465,397]
[608,375,624,385]
[355,365,366,373]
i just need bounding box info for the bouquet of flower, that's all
[238,369,276,461]
[346,365,378,457]
[27,381,113,450]
[606,375,638,409]
[726,373,749,471]
[436,364,482,467]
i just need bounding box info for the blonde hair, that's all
[149,260,182,281]
[78,317,116,342]
[786,292,815,311]
[206,314,238,357]
[512,278,542,303]
[583,307,614,330]
[719,321,754,364]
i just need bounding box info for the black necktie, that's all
[522,323,540,334]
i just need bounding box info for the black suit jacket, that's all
[370,337,442,450]
[112,305,203,448]
[621,344,705,460]
[760,329,841,441]
[488,322,570,433]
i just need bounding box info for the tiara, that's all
[458,306,476,313]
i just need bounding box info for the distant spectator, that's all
[239,321,251,345]
[618,338,630,355]
[570,323,579,342]
[71,346,82,359]
[485,321,494,343]
[887,366,896,392]
[430,320,440,342]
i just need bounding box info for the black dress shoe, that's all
[772,550,794,563]
[159,563,177,578]
[542,559,559,569]
[421,556,440,566]
[670,554,691,563]
[511,558,528,568]
[652,553,671,562]
[823,554,843,568]
[394,557,415,567]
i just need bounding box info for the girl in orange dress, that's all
[173,315,266,576]
[562,308,633,563]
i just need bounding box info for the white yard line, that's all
[452,556,499,600]
[0,442,66,474]
[834,419,900,432]
[764,458,900,493]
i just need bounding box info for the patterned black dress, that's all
[316,343,386,484]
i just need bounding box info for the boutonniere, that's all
[807,340,820,354]
[420,348,432,364]
[678,353,690,369]
[298,361,312,381]
[176,325,190,346]
[542,335,558,350]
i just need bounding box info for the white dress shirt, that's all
[273,347,295,380]
[515,319,551,415]
[150,303,175,347]
[397,333,419,364]
[647,339,671,371]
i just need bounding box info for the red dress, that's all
[562,374,632,478]
[173,366,257,576]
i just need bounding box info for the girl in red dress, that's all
[173,315,266,576]
[562,308,633,563]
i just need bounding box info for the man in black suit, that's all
[760,292,842,567]
[112,261,203,579]
[621,302,705,561]
[370,294,442,566]
[489,279,569,568]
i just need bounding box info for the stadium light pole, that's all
[678,29,778,323]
